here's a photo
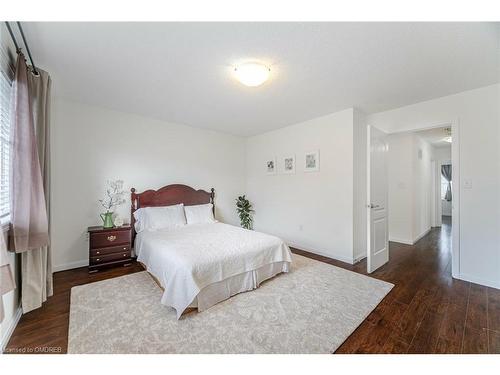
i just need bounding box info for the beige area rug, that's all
[68,254,393,353]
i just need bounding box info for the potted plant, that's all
[99,180,126,228]
[236,195,254,230]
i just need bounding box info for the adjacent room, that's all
[386,125,453,251]
[0,19,499,358]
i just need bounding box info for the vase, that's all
[100,212,114,228]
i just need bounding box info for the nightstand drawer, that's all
[88,225,133,272]
[90,230,131,248]
[90,250,131,265]
[90,244,130,257]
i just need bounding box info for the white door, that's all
[367,125,389,273]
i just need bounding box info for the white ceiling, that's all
[415,127,452,148]
[22,22,500,136]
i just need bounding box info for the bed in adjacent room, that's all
[131,184,292,319]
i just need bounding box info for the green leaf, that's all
[236,195,253,230]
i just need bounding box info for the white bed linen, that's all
[184,203,216,224]
[136,222,292,318]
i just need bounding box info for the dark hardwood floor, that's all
[4,217,499,354]
[4,262,145,354]
[331,216,500,354]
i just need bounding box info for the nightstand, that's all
[88,225,132,272]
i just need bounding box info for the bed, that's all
[131,184,292,319]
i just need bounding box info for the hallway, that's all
[333,218,500,353]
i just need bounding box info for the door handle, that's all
[368,204,380,209]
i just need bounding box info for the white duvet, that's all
[136,222,292,318]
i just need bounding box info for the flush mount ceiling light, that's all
[233,62,270,87]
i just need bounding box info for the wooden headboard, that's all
[130,184,215,241]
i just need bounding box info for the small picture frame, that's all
[304,150,320,172]
[282,155,296,174]
[266,157,277,175]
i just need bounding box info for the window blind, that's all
[0,70,11,219]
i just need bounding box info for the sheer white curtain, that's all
[9,53,52,313]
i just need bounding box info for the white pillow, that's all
[133,208,147,233]
[134,204,186,232]
[184,203,216,225]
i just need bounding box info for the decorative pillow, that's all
[134,204,186,232]
[184,203,216,225]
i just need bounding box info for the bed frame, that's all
[130,184,215,243]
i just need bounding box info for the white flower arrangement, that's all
[99,180,126,213]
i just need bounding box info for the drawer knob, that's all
[96,258,100,261]
[123,254,127,257]
[107,235,117,242]
[123,247,126,250]
[96,251,100,255]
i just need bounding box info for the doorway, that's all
[367,123,459,277]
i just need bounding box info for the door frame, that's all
[380,119,460,278]
[431,159,437,228]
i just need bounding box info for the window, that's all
[0,68,11,220]
[441,170,451,200]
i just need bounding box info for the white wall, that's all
[353,109,367,261]
[387,132,414,244]
[413,136,433,240]
[386,133,433,244]
[51,98,246,271]
[434,146,451,164]
[246,108,361,264]
[368,84,500,288]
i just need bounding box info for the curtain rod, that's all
[4,21,39,76]
[5,22,19,51]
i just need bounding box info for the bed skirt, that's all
[141,261,290,315]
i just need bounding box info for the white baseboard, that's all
[288,243,355,265]
[390,228,431,246]
[389,237,413,245]
[353,254,367,263]
[457,273,500,290]
[53,259,88,272]
[414,228,431,244]
[1,306,22,353]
